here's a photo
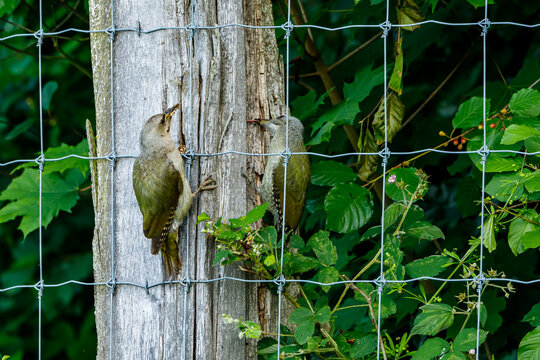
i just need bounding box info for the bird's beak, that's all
[247,118,270,126]
[164,104,180,132]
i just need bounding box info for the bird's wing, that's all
[133,156,182,239]
[273,152,310,229]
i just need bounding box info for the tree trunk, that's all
[89,1,285,359]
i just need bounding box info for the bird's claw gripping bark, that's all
[192,176,217,198]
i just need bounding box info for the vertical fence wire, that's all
[36,0,44,358]
[275,1,293,357]
[108,0,117,358]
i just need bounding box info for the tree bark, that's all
[89,1,285,359]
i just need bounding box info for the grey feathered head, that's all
[261,115,304,137]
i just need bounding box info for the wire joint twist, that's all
[183,149,195,167]
[280,148,292,166]
[473,274,486,292]
[477,145,490,163]
[180,277,192,294]
[186,23,197,39]
[374,275,386,294]
[378,147,391,164]
[479,18,491,36]
[106,150,117,169]
[281,21,294,39]
[106,277,117,295]
[34,280,44,299]
[35,154,45,172]
[379,21,392,38]
[136,21,142,37]
[33,29,43,47]
[105,25,116,42]
[273,274,286,294]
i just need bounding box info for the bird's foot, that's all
[192,176,217,198]
[178,145,187,153]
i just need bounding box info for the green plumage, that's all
[132,110,192,278]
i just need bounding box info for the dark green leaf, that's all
[345,64,384,103]
[324,183,374,233]
[518,327,540,360]
[42,81,58,111]
[405,255,451,278]
[307,230,337,265]
[523,303,540,327]
[5,118,34,140]
[385,167,427,203]
[509,88,540,117]
[308,121,335,146]
[257,226,277,246]
[456,178,480,217]
[406,221,445,240]
[453,328,488,353]
[452,97,489,129]
[291,90,328,120]
[411,303,454,336]
[314,306,331,323]
[294,319,315,345]
[351,334,378,358]
[373,297,397,319]
[310,160,357,186]
[357,125,379,181]
[284,254,319,274]
[411,337,450,360]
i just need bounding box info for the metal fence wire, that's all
[1,0,540,359]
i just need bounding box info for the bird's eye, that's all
[160,116,165,124]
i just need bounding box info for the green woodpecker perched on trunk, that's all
[132,104,214,278]
[254,115,310,230]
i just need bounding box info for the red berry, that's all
[461,138,467,144]
[501,127,505,130]
[457,144,463,150]
[453,139,459,146]
[490,123,496,129]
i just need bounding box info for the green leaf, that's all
[310,161,357,186]
[389,38,403,93]
[525,171,540,192]
[345,64,384,103]
[317,267,341,292]
[19,140,90,176]
[398,0,424,32]
[311,100,359,134]
[307,230,337,266]
[510,88,540,117]
[258,226,277,246]
[466,0,493,8]
[385,167,427,203]
[284,254,319,274]
[291,90,329,120]
[524,304,540,327]
[485,172,524,202]
[308,122,335,146]
[442,352,467,360]
[314,306,331,323]
[42,81,58,111]
[501,124,540,145]
[456,178,480,217]
[213,250,232,266]
[508,210,540,255]
[373,92,404,144]
[406,221,445,240]
[6,118,34,140]
[405,255,451,278]
[482,214,497,253]
[234,202,268,226]
[0,168,85,237]
[453,328,488,353]
[373,297,397,319]
[324,183,374,233]
[197,212,210,224]
[518,327,540,360]
[0,0,20,17]
[357,125,379,181]
[384,203,406,229]
[289,307,313,324]
[411,337,450,360]
[452,97,489,129]
[411,303,454,336]
[523,230,540,250]
[351,334,378,358]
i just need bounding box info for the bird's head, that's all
[250,115,304,137]
[140,104,180,151]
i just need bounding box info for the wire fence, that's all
[0,0,539,359]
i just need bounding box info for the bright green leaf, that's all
[501,124,540,145]
[385,167,427,203]
[317,266,341,292]
[523,303,540,327]
[518,327,540,360]
[452,97,489,129]
[237,202,268,226]
[508,211,540,255]
[291,90,329,120]
[411,337,450,360]
[324,183,374,233]
[405,255,451,278]
[525,171,540,192]
[314,306,331,323]
[310,161,357,186]
[485,172,524,202]
[453,328,488,353]
[523,230,540,250]
[482,214,497,253]
[406,221,445,240]
[411,303,454,336]
[510,88,540,117]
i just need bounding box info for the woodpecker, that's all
[254,115,310,231]
[132,104,215,278]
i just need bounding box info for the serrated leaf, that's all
[411,337,450,360]
[518,327,540,360]
[399,0,424,32]
[294,319,315,345]
[308,121,335,146]
[501,124,540,145]
[258,226,277,246]
[307,230,337,266]
[314,306,331,323]
[310,100,360,135]
[324,183,374,233]
[405,255,451,278]
[345,64,384,103]
[510,88,540,117]
[485,172,524,202]
[317,267,340,292]
[482,214,497,253]
[284,254,319,274]
[310,161,357,186]
[508,210,540,255]
[291,90,329,120]
[523,303,540,327]
[525,171,540,192]
[373,92,404,144]
[406,221,445,240]
[453,328,488,353]
[290,307,313,324]
[351,334,378,358]
[411,303,454,336]
[235,202,268,226]
[384,203,406,229]
[19,140,90,176]
[373,297,397,319]
[0,168,85,237]
[213,250,232,266]
[452,97,489,129]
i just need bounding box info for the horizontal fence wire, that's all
[1,4,540,360]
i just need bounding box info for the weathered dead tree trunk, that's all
[89,0,285,358]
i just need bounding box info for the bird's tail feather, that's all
[162,230,182,279]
